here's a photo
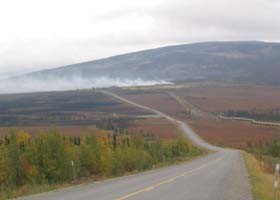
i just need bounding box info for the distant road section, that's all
[17,90,253,200]
[220,115,280,127]
[100,90,219,151]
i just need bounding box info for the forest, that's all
[0,128,202,199]
[224,109,280,122]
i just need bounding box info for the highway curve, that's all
[16,90,253,200]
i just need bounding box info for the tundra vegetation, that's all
[0,129,203,199]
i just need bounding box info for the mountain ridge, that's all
[23,41,280,85]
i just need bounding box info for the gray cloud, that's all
[0,0,280,75]
[149,0,280,41]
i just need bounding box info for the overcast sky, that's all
[0,0,280,76]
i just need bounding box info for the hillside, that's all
[24,41,280,85]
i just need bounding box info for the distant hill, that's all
[24,41,280,85]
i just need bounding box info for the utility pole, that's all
[71,160,77,181]
[274,164,280,200]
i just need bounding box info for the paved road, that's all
[220,115,280,127]
[16,91,253,200]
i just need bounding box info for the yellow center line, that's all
[115,156,224,200]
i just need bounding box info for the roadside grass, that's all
[243,151,275,200]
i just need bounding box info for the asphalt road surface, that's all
[16,90,253,200]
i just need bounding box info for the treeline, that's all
[258,139,280,158]
[224,109,280,122]
[0,129,201,197]
[95,117,134,133]
[247,139,280,173]
[246,139,280,158]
